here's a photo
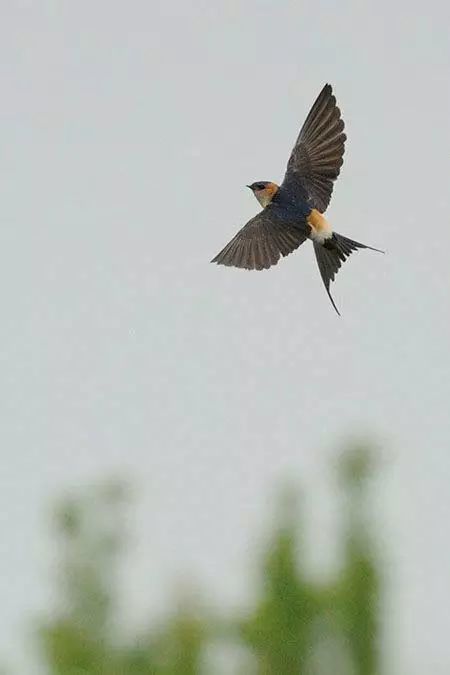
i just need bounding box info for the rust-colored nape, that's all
[265,182,279,199]
[255,182,279,208]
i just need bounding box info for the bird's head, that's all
[247,181,279,208]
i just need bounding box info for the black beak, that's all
[246,185,253,190]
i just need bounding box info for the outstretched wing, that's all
[282,84,346,212]
[211,205,308,271]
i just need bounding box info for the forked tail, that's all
[313,232,384,315]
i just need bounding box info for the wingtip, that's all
[211,253,224,265]
[362,240,385,254]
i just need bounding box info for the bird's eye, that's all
[256,183,266,191]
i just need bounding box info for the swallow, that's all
[211,84,383,315]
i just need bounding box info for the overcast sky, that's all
[1,1,449,673]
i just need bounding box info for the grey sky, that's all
[0,1,449,673]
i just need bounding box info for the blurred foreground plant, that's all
[37,447,381,674]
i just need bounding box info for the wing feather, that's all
[282,84,346,212]
[211,205,308,271]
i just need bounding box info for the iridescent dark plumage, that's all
[211,84,382,314]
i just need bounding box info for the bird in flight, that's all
[211,84,382,315]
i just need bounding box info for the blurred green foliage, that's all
[34,447,380,674]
